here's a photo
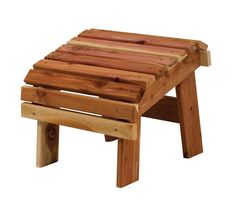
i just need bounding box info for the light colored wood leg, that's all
[36,121,59,167]
[102,114,117,142]
[176,72,203,158]
[116,117,141,187]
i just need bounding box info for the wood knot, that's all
[114,77,119,82]
[36,89,46,99]
[46,125,58,148]
[136,40,146,45]
[95,80,107,87]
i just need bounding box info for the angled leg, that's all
[117,117,141,187]
[36,121,59,167]
[176,72,203,158]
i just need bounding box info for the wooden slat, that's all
[36,121,59,167]
[46,51,165,77]
[21,86,138,121]
[139,53,201,115]
[33,59,156,88]
[200,50,211,66]
[24,69,144,103]
[79,29,208,52]
[56,44,177,67]
[142,96,179,123]
[21,103,138,141]
[176,72,203,158]
[68,37,187,62]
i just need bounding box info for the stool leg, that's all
[117,118,141,187]
[176,72,203,158]
[103,115,117,142]
[104,135,117,142]
[36,121,59,167]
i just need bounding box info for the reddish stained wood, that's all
[79,29,208,52]
[33,59,156,88]
[139,53,201,115]
[21,86,138,121]
[176,72,203,158]
[105,135,117,142]
[68,37,187,61]
[56,44,177,67]
[117,117,141,187]
[45,51,164,77]
[24,69,144,103]
[142,96,179,123]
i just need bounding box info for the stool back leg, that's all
[116,117,141,187]
[176,72,203,158]
[36,121,59,167]
[104,135,117,142]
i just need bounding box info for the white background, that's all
[0,0,235,202]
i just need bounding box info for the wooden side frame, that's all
[21,86,138,122]
[21,103,138,141]
[138,53,201,115]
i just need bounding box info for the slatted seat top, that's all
[22,29,210,121]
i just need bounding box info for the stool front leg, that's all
[116,117,141,187]
[36,121,59,167]
[176,72,203,158]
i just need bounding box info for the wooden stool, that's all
[21,29,211,187]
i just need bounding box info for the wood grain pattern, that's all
[200,50,211,66]
[57,44,177,67]
[138,53,201,115]
[79,29,207,52]
[68,37,187,62]
[36,121,59,167]
[46,51,165,77]
[142,96,179,123]
[24,69,144,103]
[34,59,156,88]
[176,72,203,158]
[20,29,210,187]
[21,86,138,121]
[21,103,138,140]
[117,117,141,187]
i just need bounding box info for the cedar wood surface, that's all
[21,29,210,187]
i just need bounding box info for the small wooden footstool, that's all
[21,29,211,187]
